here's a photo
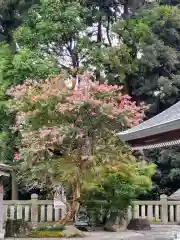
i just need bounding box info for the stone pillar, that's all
[11,171,18,200]
[160,194,168,224]
[53,184,66,219]
[0,181,5,239]
[31,194,38,229]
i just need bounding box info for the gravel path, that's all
[5,225,180,240]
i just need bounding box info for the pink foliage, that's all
[92,82,121,92]
[9,73,145,156]
[14,153,21,160]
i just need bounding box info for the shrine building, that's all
[118,101,180,150]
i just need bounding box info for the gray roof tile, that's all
[118,101,180,141]
[168,188,180,200]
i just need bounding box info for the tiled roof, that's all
[0,163,12,172]
[131,139,180,150]
[0,163,12,177]
[168,189,180,200]
[118,101,180,141]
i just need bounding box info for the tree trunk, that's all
[122,2,129,20]
[57,179,81,225]
[97,16,102,43]
[71,50,79,69]
[57,200,80,225]
[95,5,102,81]
[11,171,18,200]
[106,16,112,46]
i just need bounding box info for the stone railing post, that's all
[31,194,38,228]
[0,183,5,239]
[160,194,168,224]
[11,171,18,200]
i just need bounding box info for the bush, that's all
[36,225,65,231]
[28,230,62,238]
[5,219,30,237]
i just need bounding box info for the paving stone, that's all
[5,225,180,240]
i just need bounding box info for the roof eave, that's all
[0,164,13,172]
[118,119,180,142]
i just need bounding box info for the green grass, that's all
[28,230,62,238]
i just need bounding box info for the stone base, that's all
[61,226,86,238]
[127,218,151,230]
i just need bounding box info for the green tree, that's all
[14,0,92,69]
[83,162,155,227]
[0,43,59,199]
[141,147,180,199]
[109,3,180,198]
[0,43,59,162]
[0,0,39,48]
[0,43,59,161]
[108,4,180,113]
[14,0,150,77]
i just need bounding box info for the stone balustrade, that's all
[3,194,180,224]
[128,194,180,223]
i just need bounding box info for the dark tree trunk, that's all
[106,16,112,46]
[97,14,102,43]
[122,2,130,20]
[72,51,79,69]
[95,12,102,81]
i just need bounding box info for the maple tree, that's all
[8,72,146,223]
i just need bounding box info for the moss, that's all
[28,230,62,238]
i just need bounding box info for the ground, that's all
[5,225,180,239]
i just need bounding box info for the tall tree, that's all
[0,0,39,48]
[14,0,150,75]
[0,43,59,199]
[108,4,180,113]
[14,0,92,69]
[7,73,153,222]
[109,3,180,198]
[142,147,180,199]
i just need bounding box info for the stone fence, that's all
[127,195,179,224]
[3,194,66,226]
[3,194,179,224]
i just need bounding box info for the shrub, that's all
[5,219,30,237]
[36,225,65,231]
